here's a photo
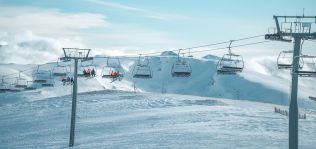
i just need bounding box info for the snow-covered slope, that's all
[1,91,315,148]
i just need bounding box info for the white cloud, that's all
[0,6,186,64]
[0,31,85,64]
[0,6,109,37]
[86,0,188,21]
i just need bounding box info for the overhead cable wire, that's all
[183,40,270,55]
[141,34,265,56]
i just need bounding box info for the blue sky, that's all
[0,0,315,63]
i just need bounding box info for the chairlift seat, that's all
[172,72,191,77]
[53,72,68,76]
[15,84,27,88]
[278,64,293,69]
[296,71,316,77]
[33,79,47,83]
[133,74,152,79]
[0,85,10,92]
[222,66,243,70]
[42,83,54,87]
[217,69,237,75]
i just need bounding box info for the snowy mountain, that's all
[160,51,178,56]
[0,54,315,109]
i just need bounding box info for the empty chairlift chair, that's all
[295,55,316,77]
[171,50,192,77]
[25,81,36,90]
[0,76,10,92]
[52,58,71,76]
[132,55,152,79]
[277,50,294,69]
[217,41,244,74]
[32,65,54,87]
[101,57,124,79]
[14,72,28,90]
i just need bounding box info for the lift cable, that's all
[140,34,265,56]
[176,40,270,55]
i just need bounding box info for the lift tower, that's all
[266,15,316,149]
[60,48,93,147]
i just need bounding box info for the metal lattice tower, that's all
[60,48,93,147]
[266,15,316,149]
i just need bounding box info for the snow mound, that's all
[160,51,177,56]
[202,54,219,60]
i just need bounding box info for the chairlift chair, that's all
[277,50,294,69]
[217,41,244,75]
[132,55,152,79]
[33,65,53,83]
[52,66,71,76]
[14,77,27,89]
[78,59,97,77]
[171,50,192,77]
[0,77,10,92]
[25,81,36,90]
[33,66,55,87]
[295,55,316,77]
[52,58,72,76]
[101,57,124,79]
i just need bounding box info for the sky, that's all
[0,0,316,64]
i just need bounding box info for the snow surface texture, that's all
[0,91,316,148]
[0,55,316,148]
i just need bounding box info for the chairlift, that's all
[78,59,97,77]
[277,39,306,70]
[132,55,152,79]
[14,72,27,89]
[25,81,36,90]
[217,40,244,75]
[52,58,71,76]
[295,55,316,77]
[101,57,124,79]
[0,76,10,92]
[171,49,192,77]
[52,65,71,76]
[32,65,54,87]
[277,50,295,69]
[188,49,193,58]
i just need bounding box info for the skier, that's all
[67,76,70,85]
[61,76,66,86]
[91,68,96,77]
[70,77,74,85]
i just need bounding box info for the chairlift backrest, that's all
[297,55,316,77]
[132,55,152,78]
[81,58,94,67]
[106,57,121,68]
